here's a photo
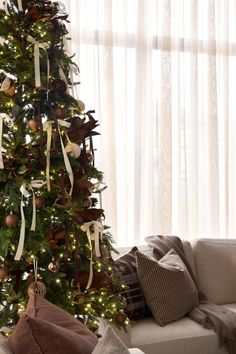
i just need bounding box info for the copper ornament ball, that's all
[54,107,66,118]
[52,79,67,95]
[35,197,44,208]
[116,312,127,325]
[5,214,18,227]
[0,267,9,281]
[28,118,39,131]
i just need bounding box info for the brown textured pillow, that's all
[114,247,150,320]
[136,249,198,326]
[9,295,98,354]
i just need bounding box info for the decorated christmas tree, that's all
[0,0,128,334]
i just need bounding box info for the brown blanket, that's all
[146,235,236,354]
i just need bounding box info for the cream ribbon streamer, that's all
[80,221,103,289]
[4,0,10,16]
[15,181,44,260]
[27,35,49,88]
[30,180,45,231]
[0,113,13,169]
[57,120,74,196]
[17,0,22,11]
[43,121,53,192]
[15,185,31,261]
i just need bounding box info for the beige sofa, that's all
[110,238,236,354]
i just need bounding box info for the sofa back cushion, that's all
[193,238,236,304]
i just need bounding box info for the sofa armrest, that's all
[98,318,131,348]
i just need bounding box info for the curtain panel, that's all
[64,0,236,246]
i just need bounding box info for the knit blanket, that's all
[146,235,236,354]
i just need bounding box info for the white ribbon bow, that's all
[15,181,44,261]
[27,35,50,88]
[80,221,103,289]
[0,113,13,169]
[57,120,74,196]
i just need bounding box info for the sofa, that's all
[109,238,236,354]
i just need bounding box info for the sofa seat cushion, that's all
[193,238,236,304]
[130,303,236,354]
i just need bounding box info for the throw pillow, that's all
[0,333,13,354]
[9,295,98,354]
[114,247,150,320]
[136,249,198,326]
[92,325,129,354]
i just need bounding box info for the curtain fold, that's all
[65,0,236,246]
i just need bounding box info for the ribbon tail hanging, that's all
[4,0,10,16]
[14,200,26,261]
[34,43,41,88]
[43,122,53,192]
[17,0,23,11]
[0,117,3,169]
[86,228,93,290]
[57,120,74,196]
[30,187,36,231]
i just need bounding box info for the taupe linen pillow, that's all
[9,295,98,354]
[92,325,129,354]
[136,249,198,326]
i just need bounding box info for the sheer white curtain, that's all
[65,0,236,246]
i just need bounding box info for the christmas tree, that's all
[0,0,128,334]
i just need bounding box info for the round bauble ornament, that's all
[0,267,9,281]
[116,312,127,325]
[35,197,44,208]
[5,214,18,227]
[48,259,59,273]
[6,84,16,96]
[54,107,66,118]
[27,5,44,20]
[86,151,94,164]
[28,118,39,132]
[83,198,92,209]
[65,143,81,159]
[77,100,85,112]
[28,281,46,297]
[52,79,67,95]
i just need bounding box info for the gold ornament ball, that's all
[28,281,46,297]
[65,143,81,159]
[77,100,85,112]
[5,214,18,227]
